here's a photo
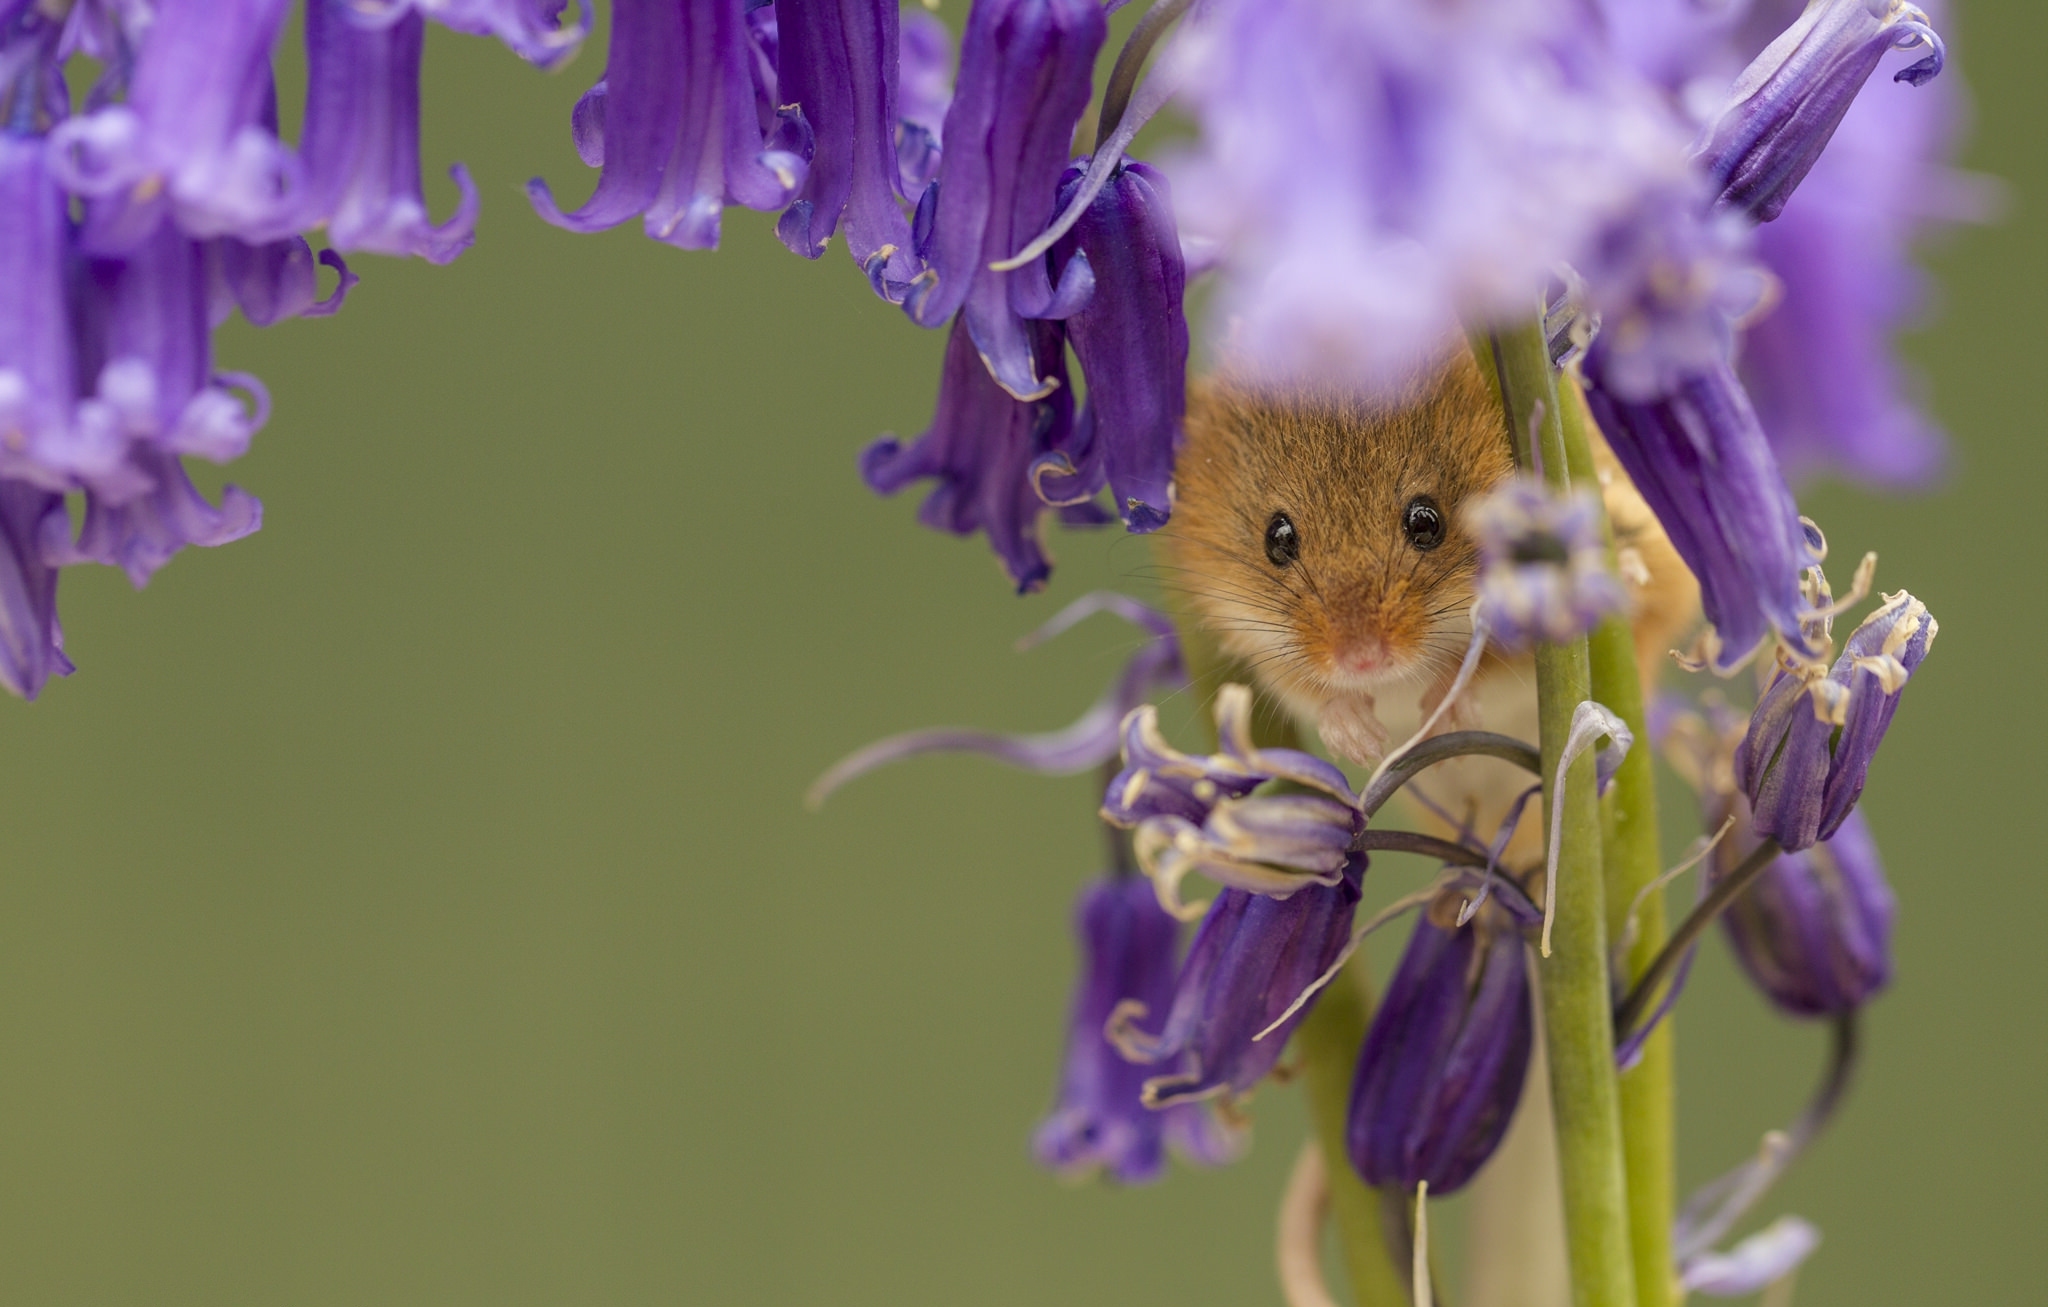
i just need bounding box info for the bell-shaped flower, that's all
[0,135,79,493]
[1039,159,1186,533]
[901,0,1104,400]
[1109,856,1365,1108]
[1714,804,1894,1017]
[49,0,304,252]
[1734,589,1934,850]
[0,483,73,701]
[529,0,808,250]
[1466,476,1628,649]
[300,1,477,264]
[391,0,591,68]
[1034,874,1240,1183]
[894,8,952,204]
[1346,899,1533,1196]
[1167,0,1690,392]
[860,314,1085,593]
[1695,0,1944,225]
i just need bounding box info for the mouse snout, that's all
[1333,633,1392,675]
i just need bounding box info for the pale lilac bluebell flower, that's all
[894,8,951,205]
[901,0,1104,399]
[1681,1217,1822,1296]
[385,0,591,68]
[1467,477,1628,649]
[0,133,76,492]
[1109,856,1364,1108]
[1695,0,1944,225]
[861,315,1081,593]
[1035,874,1239,1182]
[529,0,807,250]
[1715,805,1894,1017]
[1347,900,1533,1196]
[1734,590,1934,850]
[301,1,477,264]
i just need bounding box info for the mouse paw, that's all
[1318,693,1389,766]
[1419,675,1485,737]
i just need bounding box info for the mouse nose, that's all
[1336,635,1391,674]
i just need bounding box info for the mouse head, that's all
[1163,352,1515,708]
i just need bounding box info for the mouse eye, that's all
[1264,512,1300,567]
[1403,496,1446,552]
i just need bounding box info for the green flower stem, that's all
[1297,962,1414,1306]
[1559,379,1678,1307]
[1482,323,1638,1307]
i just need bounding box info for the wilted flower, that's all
[1347,898,1533,1196]
[1714,805,1894,1017]
[1734,590,1935,850]
[900,0,1104,399]
[1034,873,1239,1183]
[1467,476,1628,649]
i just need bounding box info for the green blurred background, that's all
[1,4,2039,1303]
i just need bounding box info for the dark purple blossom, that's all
[901,0,1104,400]
[49,0,303,252]
[1695,0,1944,225]
[1110,856,1364,1108]
[1346,901,1533,1196]
[1035,874,1239,1183]
[301,1,476,264]
[894,7,952,204]
[529,0,809,250]
[1466,477,1628,649]
[1734,589,1935,850]
[772,0,914,287]
[860,314,1082,593]
[1041,159,1185,533]
[1580,358,1821,671]
[1715,805,1894,1017]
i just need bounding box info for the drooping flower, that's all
[1109,856,1364,1108]
[894,7,952,204]
[860,314,1082,593]
[387,0,592,68]
[528,0,808,250]
[900,0,1104,399]
[1713,805,1894,1017]
[1466,476,1629,649]
[1167,0,1690,392]
[300,0,477,264]
[1733,590,1935,851]
[1040,158,1186,534]
[1346,898,1533,1196]
[1034,873,1240,1183]
[1694,0,1945,225]
[0,133,77,493]
[772,0,915,288]
[0,481,71,701]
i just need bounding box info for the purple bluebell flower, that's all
[48,0,303,252]
[1466,476,1628,649]
[1346,900,1533,1196]
[901,0,1104,399]
[894,8,951,205]
[1039,158,1186,533]
[1580,359,1822,671]
[772,0,915,288]
[1734,589,1935,850]
[1695,0,1944,225]
[860,314,1081,593]
[1110,856,1364,1108]
[1714,805,1894,1017]
[395,0,591,68]
[528,0,808,250]
[214,235,356,328]
[0,133,76,493]
[1035,873,1240,1182]
[0,481,71,701]
[300,1,477,264]
[1167,0,1689,391]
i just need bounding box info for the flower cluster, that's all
[0,0,583,699]
[1466,477,1630,649]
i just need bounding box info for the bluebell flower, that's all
[900,0,1104,400]
[1734,589,1935,850]
[1714,805,1894,1017]
[1694,0,1944,225]
[0,481,71,701]
[529,0,807,250]
[1346,899,1533,1197]
[0,133,78,494]
[1039,158,1186,533]
[1035,873,1240,1183]
[301,1,477,264]
[861,314,1081,593]
[1466,476,1629,649]
[1109,856,1364,1108]
[387,0,591,68]
[894,8,952,205]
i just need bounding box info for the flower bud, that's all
[1715,806,1894,1017]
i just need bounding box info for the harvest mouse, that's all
[1160,349,1697,771]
